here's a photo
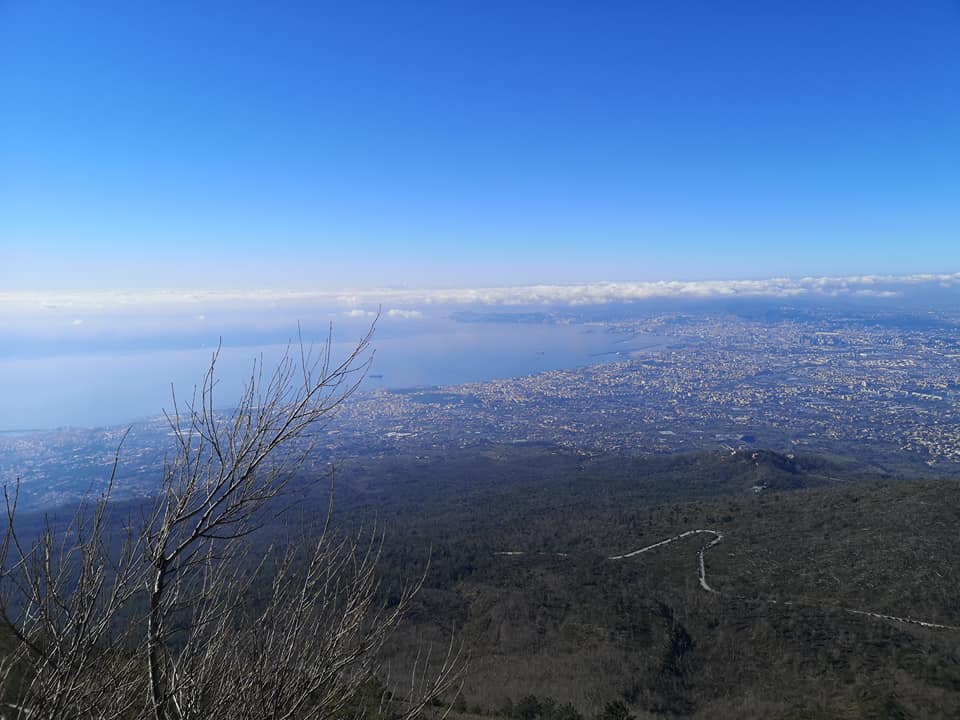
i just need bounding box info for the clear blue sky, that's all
[2,1,958,291]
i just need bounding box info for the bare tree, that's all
[0,324,462,720]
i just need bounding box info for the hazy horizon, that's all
[3,270,960,431]
[3,5,960,714]
[3,2,959,428]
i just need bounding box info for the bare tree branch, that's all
[0,321,463,720]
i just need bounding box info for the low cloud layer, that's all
[3,272,959,319]
[386,308,424,319]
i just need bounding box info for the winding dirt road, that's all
[607,528,723,593]
[497,529,959,631]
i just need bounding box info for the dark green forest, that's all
[4,443,959,718]
[321,444,960,719]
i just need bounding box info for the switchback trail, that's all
[496,529,960,631]
[607,529,722,593]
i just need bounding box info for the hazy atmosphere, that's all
[4,4,960,719]
[2,273,960,429]
[4,2,958,429]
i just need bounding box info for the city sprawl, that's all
[4,308,960,507]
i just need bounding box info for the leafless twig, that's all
[0,321,462,719]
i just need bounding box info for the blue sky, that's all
[2,1,959,291]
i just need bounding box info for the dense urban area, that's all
[4,308,960,507]
[335,309,960,468]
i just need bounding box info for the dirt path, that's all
[497,529,959,631]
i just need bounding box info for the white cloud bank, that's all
[386,308,424,319]
[2,271,959,319]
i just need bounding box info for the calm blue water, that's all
[0,319,665,430]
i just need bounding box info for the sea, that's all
[0,317,668,431]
